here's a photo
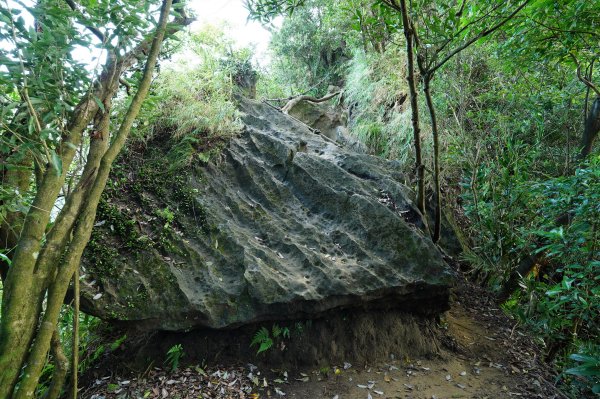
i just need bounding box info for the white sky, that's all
[2,0,275,70]
[188,0,275,65]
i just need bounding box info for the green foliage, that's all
[251,326,274,354]
[272,324,290,339]
[246,0,307,23]
[566,351,600,395]
[438,41,583,278]
[499,0,599,91]
[0,0,166,187]
[165,344,185,372]
[250,324,290,354]
[440,41,598,394]
[255,68,289,99]
[267,0,350,94]
[156,207,175,224]
[344,47,419,161]
[130,25,246,169]
[1,1,89,158]
[107,383,120,393]
[513,163,599,351]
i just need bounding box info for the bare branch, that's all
[570,53,600,96]
[531,18,600,39]
[282,91,341,113]
[119,77,132,96]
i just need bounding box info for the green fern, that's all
[272,324,282,338]
[165,344,184,372]
[250,327,273,354]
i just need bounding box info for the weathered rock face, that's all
[81,98,454,331]
[286,97,368,154]
[286,99,346,141]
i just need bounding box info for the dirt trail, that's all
[82,282,567,399]
[281,300,544,399]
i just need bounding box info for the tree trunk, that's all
[423,77,442,242]
[281,91,341,113]
[0,152,33,280]
[44,329,69,399]
[399,0,427,221]
[0,0,175,396]
[581,96,600,159]
[71,268,80,399]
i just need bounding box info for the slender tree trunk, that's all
[44,329,69,399]
[0,83,104,396]
[423,77,442,242]
[0,1,175,396]
[71,268,80,399]
[399,0,427,221]
[581,96,600,159]
[0,152,33,280]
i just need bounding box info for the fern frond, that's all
[250,327,270,348]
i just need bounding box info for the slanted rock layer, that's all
[81,98,453,331]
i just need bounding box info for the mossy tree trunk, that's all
[0,1,181,397]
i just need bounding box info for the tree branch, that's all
[570,53,600,96]
[63,0,106,43]
[531,18,600,39]
[432,2,504,64]
[282,91,341,113]
[431,0,531,74]
[44,329,69,399]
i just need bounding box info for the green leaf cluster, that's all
[165,343,185,372]
[250,324,290,354]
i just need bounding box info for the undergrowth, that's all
[125,24,247,169]
[340,40,599,396]
[344,45,421,163]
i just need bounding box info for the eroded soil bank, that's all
[80,279,567,399]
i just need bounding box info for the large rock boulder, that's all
[81,98,454,331]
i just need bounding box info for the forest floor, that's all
[81,280,569,399]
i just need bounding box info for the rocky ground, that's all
[80,278,568,399]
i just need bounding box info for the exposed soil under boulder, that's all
[124,308,440,371]
[81,97,454,331]
[80,281,567,399]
